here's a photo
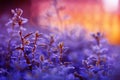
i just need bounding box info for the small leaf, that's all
[16,47,23,51]
[40,55,44,62]
[24,32,33,39]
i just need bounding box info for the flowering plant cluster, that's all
[0,8,120,80]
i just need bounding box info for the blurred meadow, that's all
[0,0,120,80]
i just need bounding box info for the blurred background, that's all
[0,0,120,45]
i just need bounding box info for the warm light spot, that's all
[102,0,119,12]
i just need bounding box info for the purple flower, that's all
[6,8,28,27]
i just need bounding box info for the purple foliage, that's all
[0,8,120,80]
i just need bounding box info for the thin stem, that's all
[19,26,32,70]
[6,25,14,68]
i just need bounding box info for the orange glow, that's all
[32,0,120,45]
